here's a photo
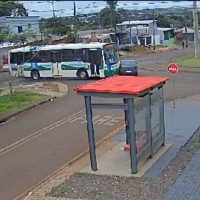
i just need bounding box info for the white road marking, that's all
[0,109,124,155]
[0,109,85,155]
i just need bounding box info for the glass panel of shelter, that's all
[131,88,163,164]
[134,95,151,163]
[151,89,163,153]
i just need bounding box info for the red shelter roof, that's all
[75,75,168,96]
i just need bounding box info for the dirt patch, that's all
[120,45,154,56]
[37,83,60,92]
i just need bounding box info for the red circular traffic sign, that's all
[168,63,179,75]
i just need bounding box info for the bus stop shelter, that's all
[74,75,168,174]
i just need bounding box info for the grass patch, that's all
[0,91,46,115]
[170,56,200,68]
[50,183,68,198]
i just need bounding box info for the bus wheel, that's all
[31,70,40,80]
[77,69,88,80]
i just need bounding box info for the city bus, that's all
[8,42,120,80]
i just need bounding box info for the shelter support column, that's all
[126,97,138,174]
[146,93,153,157]
[159,86,165,146]
[84,96,97,171]
[123,98,130,144]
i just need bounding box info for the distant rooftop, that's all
[0,16,40,19]
[117,20,156,26]
[176,27,200,34]
[157,27,174,31]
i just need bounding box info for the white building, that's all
[0,16,40,34]
[116,20,159,45]
[116,20,175,46]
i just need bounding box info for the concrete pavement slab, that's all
[80,141,171,177]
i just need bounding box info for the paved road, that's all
[0,79,125,200]
[0,47,200,200]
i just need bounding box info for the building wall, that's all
[163,30,175,45]
[183,33,194,41]
[163,38,175,45]
[148,22,158,35]
[0,46,14,69]
[5,16,40,34]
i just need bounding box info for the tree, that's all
[0,31,7,43]
[40,18,72,36]
[106,0,117,10]
[105,0,118,30]
[100,6,120,29]
[0,1,28,16]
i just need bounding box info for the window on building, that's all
[18,26,23,33]
[164,32,169,40]
[169,30,174,38]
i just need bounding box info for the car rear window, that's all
[121,60,137,67]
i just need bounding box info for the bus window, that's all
[61,49,74,62]
[82,49,89,62]
[10,53,23,65]
[37,51,51,63]
[51,51,61,63]
[24,52,33,63]
[104,45,119,65]
[74,49,84,61]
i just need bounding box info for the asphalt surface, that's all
[0,47,200,200]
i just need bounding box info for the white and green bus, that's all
[9,42,120,80]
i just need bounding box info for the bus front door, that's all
[51,51,61,76]
[89,49,100,76]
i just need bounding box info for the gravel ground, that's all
[49,127,200,200]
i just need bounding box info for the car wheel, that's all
[77,69,88,80]
[31,69,40,80]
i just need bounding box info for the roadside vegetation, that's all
[171,56,200,68]
[0,91,46,115]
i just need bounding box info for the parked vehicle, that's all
[8,43,120,80]
[119,59,138,76]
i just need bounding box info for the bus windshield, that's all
[104,44,119,65]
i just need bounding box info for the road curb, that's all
[0,97,56,125]
[139,66,200,74]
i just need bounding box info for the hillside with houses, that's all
[0,1,199,69]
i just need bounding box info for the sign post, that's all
[168,63,179,108]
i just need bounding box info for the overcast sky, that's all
[21,1,196,18]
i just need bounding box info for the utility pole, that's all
[193,0,199,58]
[129,11,132,44]
[74,0,78,43]
[153,8,156,50]
[51,1,56,18]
